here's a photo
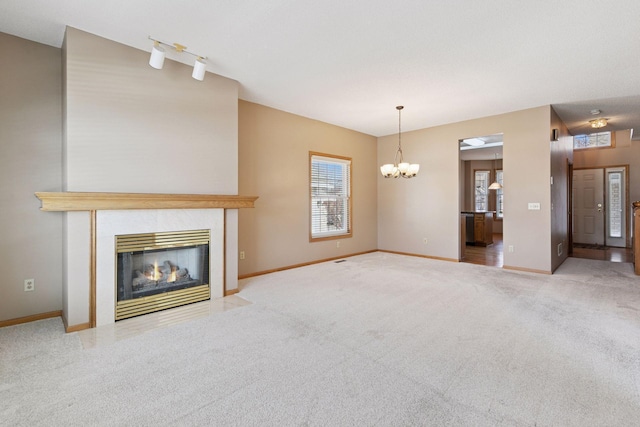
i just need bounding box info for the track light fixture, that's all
[148,36,208,81]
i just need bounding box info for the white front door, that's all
[573,169,604,245]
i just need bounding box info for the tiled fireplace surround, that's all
[36,192,257,332]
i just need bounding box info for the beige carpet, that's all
[1,252,639,426]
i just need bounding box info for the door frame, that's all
[567,161,573,254]
[605,165,630,247]
[572,164,630,248]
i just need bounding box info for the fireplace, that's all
[115,230,211,320]
[35,192,258,331]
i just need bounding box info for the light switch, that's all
[528,202,541,210]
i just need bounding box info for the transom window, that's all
[310,153,352,240]
[573,131,614,150]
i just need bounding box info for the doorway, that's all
[571,166,631,262]
[459,133,504,267]
[573,166,629,248]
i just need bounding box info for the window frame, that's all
[309,152,352,242]
[474,169,490,212]
[607,169,623,239]
[573,131,616,151]
[495,169,504,219]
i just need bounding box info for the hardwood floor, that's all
[463,234,504,268]
[462,234,633,267]
[570,245,633,263]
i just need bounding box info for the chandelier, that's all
[588,109,607,129]
[589,118,607,128]
[380,106,420,178]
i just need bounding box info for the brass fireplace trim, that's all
[116,229,210,253]
[116,229,211,321]
[116,284,210,321]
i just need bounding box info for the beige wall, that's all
[238,101,378,276]
[61,27,240,327]
[64,27,238,194]
[0,33,62,322]
[378,106,559,273]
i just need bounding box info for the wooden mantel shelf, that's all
[35,192,258,211]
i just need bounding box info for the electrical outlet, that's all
[508,245,514,253]
[239,251,245,260]
[336,241,340,248]
[423,238,428,244]
[24,279,35,292]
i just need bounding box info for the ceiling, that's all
[459,134,503,161]
[2,0,640,138]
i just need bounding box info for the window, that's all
[475,169,503,217]
[474,170,489,211]
[573,131,614,150]
[496,170,504,218]
[310,153,352,240]
[607,171,622,238]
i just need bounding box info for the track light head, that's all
[192,58,207,81]
[149,43,166,69]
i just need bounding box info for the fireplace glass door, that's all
[115,230,210,320]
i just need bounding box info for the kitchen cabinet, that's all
[462,211,494,246]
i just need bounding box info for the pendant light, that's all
[380,106,420,178]
[488,153,502,190]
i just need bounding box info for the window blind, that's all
[310,154,351,239]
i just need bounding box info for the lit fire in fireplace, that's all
[135,259,189,290]
[143,260,181,283]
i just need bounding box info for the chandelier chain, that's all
[398,105,402,149]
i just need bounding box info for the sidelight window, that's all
[607,171,622,238]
